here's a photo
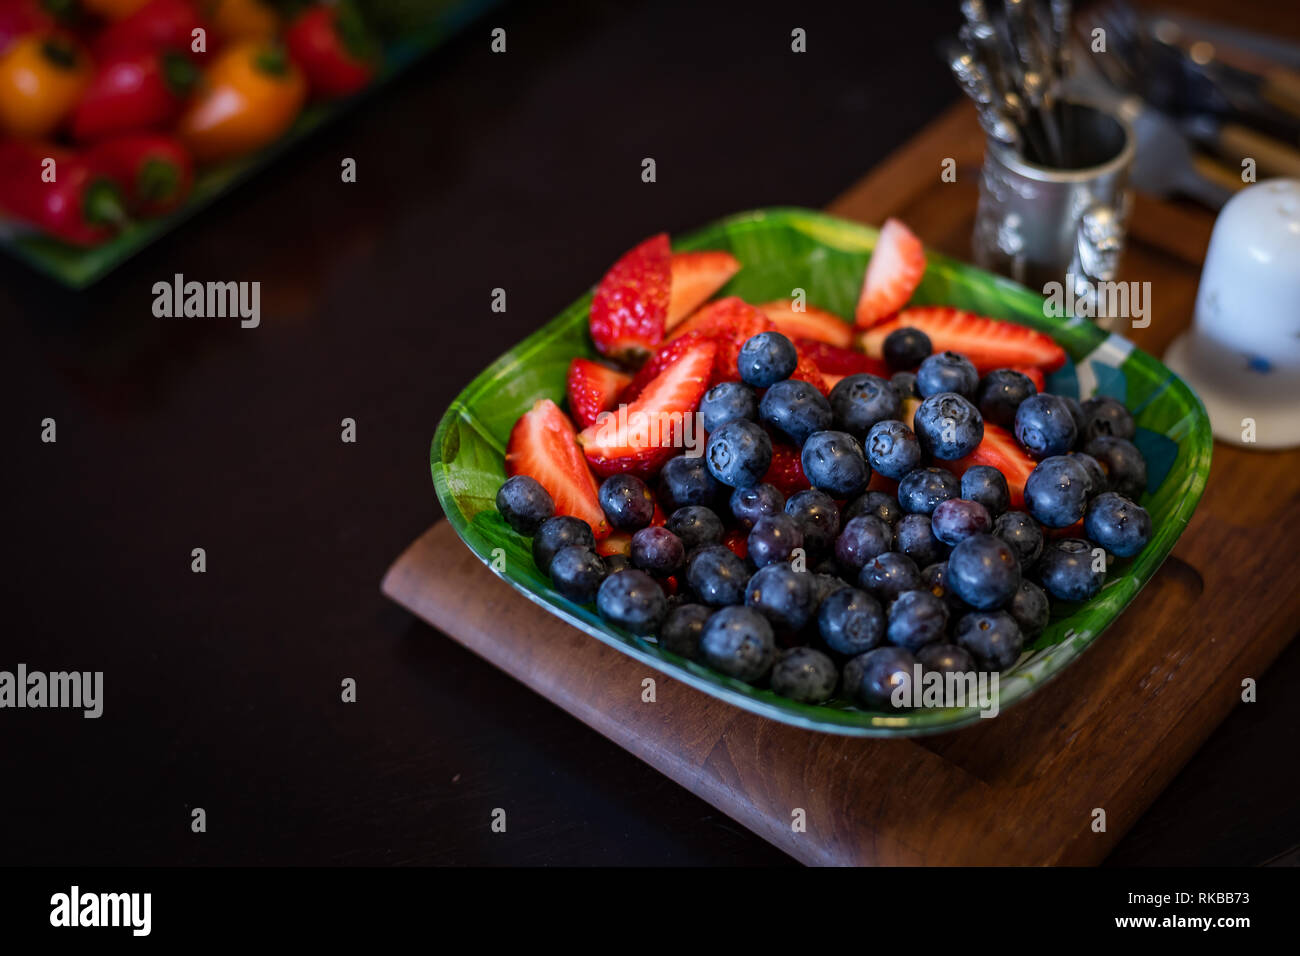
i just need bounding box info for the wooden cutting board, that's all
[382,102,1300,866]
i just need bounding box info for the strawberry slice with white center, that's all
[620,331,709,404]
[758,299,855,348]
[578,339,716,478]
[937,422,1037,509]
[566,358,633,429]
[506,399,609,538]
[861,307,1067,373]
[854,218,926,329]
[589,233,671,362]
[666,251,741,329]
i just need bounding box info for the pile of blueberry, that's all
[495,327,1152,712]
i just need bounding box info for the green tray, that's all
[430,207,1212,737]
[0,0,500,288]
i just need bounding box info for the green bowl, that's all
[430,207,1212,736]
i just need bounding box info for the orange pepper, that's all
[177,40,305,164]
[82,0,152,19]
[206,0,278,41]
[0,33,90,138]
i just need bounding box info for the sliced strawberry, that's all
[577,340,716,477]
[790,351,829,395]
[723,528,748,560]
[794,339,890,377]
[589,233,671,362]
[758,299,854,348]
[506,399,609,538]
[823,373,846,392]
[566,358,633,429]
[763,442,812,497]
[666,295,771,343]
[866,471,899,496]
[938,422,1037,509]
[620,331,709,403]
[855,218,926,329]
[666,251,740,329]
[861,307,1067,373]
[1012,365,1047,392]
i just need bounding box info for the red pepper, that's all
[0,140,128,245]
[284,2,376,98]
[86,132,192,216]
[70,48,198,142]
[92,0,213,62]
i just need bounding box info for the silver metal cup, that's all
[973,102,1136,307]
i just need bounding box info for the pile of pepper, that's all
[0,0,380,245]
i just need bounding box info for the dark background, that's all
[3,0,1297,866]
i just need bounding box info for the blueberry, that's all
[916,642,976,676]
[1037,538,1106,601]
[659,454,723,512]
[894,513,947,567]
[890,370,920,398]
[1069,451,1108,497]
[817,587,885,656]
[913,392,984,460]
[729,482,785,530]
[548,546,607,602]
[761,378,833,445]
[1024,455,1091,528]
[1060,395,1088,439]
[946,533,1021,610]
[842,653,870,701]
[1079,395,1136,443]
[810,572,851,610]
[858,551,923,603]
[598,474,656,531]
[897,466,961,515]
[785,488,841,555]
[706,419,773,488]
[828,373,901,439]
[1015,393,1079,460]
[746,563,816,632]
[920,561,968,613]
[1007,579,1049,640]
[658,603,712,659]
[1083,436,1147,500]
[748,514,805,568]
[665,505,724,552]
[866,419,922,480]
[738,331,798,387]
[699,381,758,432]
[771,647,839,703]
[801,430,870,497]
[886,589,950,652]
[882,327,932,370]
[930,498,992,547]
[685,545,750,606]
[699,605,776,681]
[630,526,685,577]
[834,514,893,574]
[960,465,1010,517]
[954,610,1023,671]
[843,490,903,526]
[496,475,555,535]
[991,510,1044,569]
[1084,492,1151,558]
[916,351,978,398]
[596,569,668,634]
[533,515,596,574]
[976,369,1037,429]
[855,646,919,710]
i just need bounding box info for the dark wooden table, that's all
[2,0,1297,866]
